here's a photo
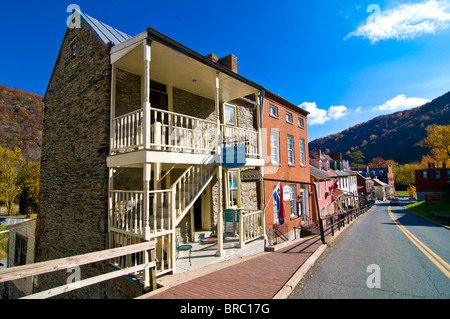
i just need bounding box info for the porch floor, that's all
[174,233,266,274]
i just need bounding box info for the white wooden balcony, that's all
[109,107,263,167]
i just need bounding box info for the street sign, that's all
[425,194,441,204]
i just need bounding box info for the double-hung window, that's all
[287,135,295,165]
[271,129,280,164]
[299,138,306,166]
[269,105,278,117]
[228,170,240,207]
[286,112,293,123]
[290,184,298,216]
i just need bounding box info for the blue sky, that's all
[1,0,450,141]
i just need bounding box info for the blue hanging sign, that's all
[221,145,246,168]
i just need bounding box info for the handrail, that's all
[150,107,216,125]
[0,241,156,299]
[321,204,373,236]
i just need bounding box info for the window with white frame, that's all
[224,104,236,126]
[298,117,304,128]
[299,138,306,166]
[290,184,298,216]
[317,182,321,200]
[269,105,278,117]
[271,129,280,164]
[286,112,293,123]
[228,170,240,207]
[287,135,295,165]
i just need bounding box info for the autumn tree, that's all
[407,185,416,196]
[419,124,450,163]
[0,145,26,215]
[395,163,421,185]
[18,161,40,215]
[349,150,365,168]
[369,157,386,168]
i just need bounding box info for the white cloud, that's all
[355,106,363,113]
[299,103,349,125]
[328,105,348,119]
[372,94,430,112]
[346,0,450,43]
[299,102,330,125]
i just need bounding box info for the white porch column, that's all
[143,40,151,150]
[215,72,224,257]
[256,92,267,242]
[143,163,152,239]
[110,65,117,153]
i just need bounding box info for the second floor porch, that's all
[108,28,265,167]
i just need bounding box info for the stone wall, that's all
[36,24,138,298]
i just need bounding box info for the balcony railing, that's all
[221,124,259,158]
[111,109,144,153]
[150,108,216,154]
[110,107,261,159]
[239,209,264,247]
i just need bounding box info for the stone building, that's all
[36,9,266,298]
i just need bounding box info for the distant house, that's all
[368,166,395,198]
[372,178,393,201]
[309,165,335,224]
[6,219,37,298]
[415,162,450,201]
[356,172,375,205]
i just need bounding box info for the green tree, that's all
[18,161,40,215]
[0,145,26,215]
[419,124,450,162]
[349,150,365,168]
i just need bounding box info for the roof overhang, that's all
[110,28,263,102]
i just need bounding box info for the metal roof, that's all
[76,9,132,46]
[310,165,333,180]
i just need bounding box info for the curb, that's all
[402,206,450,231]
[272,206,374,299]
[272,243,327,299]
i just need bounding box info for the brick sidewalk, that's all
[142,235,325,299]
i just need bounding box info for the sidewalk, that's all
[137,216,360,299]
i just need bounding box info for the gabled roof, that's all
[310,165,332,180]
[74,9,132,46]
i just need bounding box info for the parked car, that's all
[390,198,400,206]
[408,196,417,202]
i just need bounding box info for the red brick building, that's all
[262,91,314,245]
[415,162,450,201]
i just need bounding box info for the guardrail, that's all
[0,241,156,299]
[321,204,373,237]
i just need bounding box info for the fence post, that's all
[239,211,245,248]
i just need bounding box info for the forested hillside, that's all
[309,90,450,164]
[0,84,44,161]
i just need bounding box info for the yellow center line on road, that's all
[388,207,450,280]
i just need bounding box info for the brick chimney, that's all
[310,149,322,159]
[331,153,343,161]
[218,54,238,73]
[205,53,219,63]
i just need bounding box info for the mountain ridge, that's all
[309,90,450,165]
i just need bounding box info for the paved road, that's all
[290,201,450,299]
